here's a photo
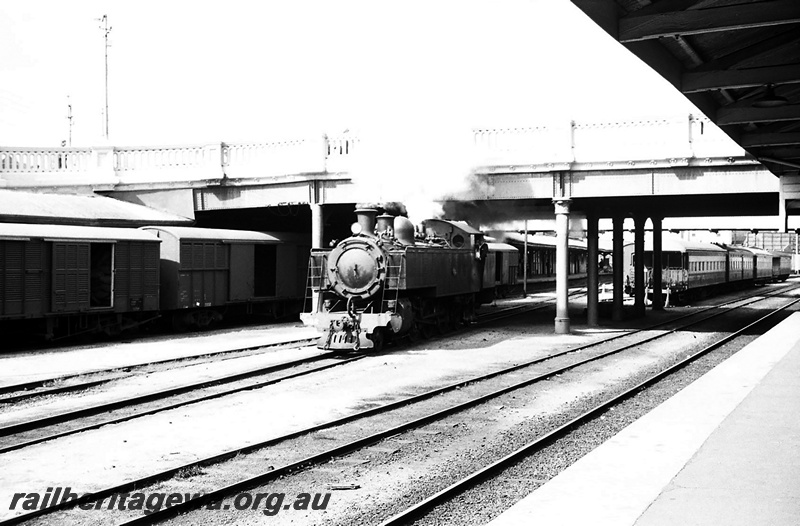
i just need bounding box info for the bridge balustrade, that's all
[0,115,749,190]
[473,115,745,169]
[0,148,92,173]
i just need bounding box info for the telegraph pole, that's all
[98,14,112,140]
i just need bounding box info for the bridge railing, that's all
[0,135,355,188]
[472,115,747,168]
[0,116,748,189]
[0,148,93,173]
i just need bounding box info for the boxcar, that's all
[0,223,160,338]
[770,251,792,281]
[141,226,308,329]
[483,242,520,297]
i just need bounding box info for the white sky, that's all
[0,0,701,148]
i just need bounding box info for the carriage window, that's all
[451,235,465,248]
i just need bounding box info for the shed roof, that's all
[503,232,588,250]
[0,222,160,242]
[0,189,193,227]
[141,226,282,243]
[486,242,519,252]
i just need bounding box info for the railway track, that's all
[0,288,588,454]
[0,285,585,404]
[0,351,360,454]
[380,295,800,526]
[5,283,796,526]
[0,335,319,403]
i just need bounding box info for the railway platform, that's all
[487,311,800,526]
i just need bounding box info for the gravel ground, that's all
[5,282,796,526]
[158,289,798,526]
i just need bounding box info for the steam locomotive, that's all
[300,208,518,351]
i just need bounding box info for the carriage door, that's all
[0,240,44,316]
[52,242,90,312]
[254,244,277,297]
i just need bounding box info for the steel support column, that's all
[634,214,646,317]
[554,198,571,334]
[612,214,625,321]
[651,216,664,310]
[586,212,599,327]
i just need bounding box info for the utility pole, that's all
[97,14,112,140]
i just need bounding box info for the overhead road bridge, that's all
[0,114,792,332]
[0,115,784,220]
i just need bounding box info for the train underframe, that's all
[303,291,479,352]
[630,270,787,305]
[1,297,304,343]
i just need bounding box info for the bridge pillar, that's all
[633,214,647,317]
[612,214,625,321]
[311,203,324,249]
[554,198,571,334]
[651,216,664,311]
[586,212,599,327]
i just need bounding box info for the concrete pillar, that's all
[90,145,119,184]
[586,212,599,327]
[522,220,528,296]
[311,203,324,249]
[652,216,664,310]
[554,199,571,334]
[633,214,646,317]
[612,214,625,321]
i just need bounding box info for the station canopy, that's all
[570,0,800,178]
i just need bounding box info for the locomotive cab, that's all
[422,219,484,251]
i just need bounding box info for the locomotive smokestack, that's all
[355,207,378,236]
[376,214,394,235]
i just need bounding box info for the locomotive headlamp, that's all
[351,223,363,236]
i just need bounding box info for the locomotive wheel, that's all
[407,323,421,343]
[369,328,386,352]
[420,321,434,339]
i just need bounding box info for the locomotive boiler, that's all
[301,208,515,351]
